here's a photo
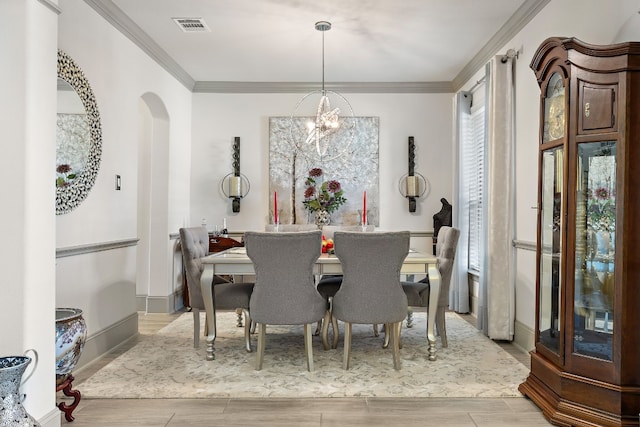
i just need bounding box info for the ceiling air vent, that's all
[172,18,211,33]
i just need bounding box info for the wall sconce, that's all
[398,136,428,212]
[220,137,250,212]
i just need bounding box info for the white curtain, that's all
[477,56,516,340]
[451,91,471,314]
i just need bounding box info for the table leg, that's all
[426,265,441,361]
[200,265,218,361]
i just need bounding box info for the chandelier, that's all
[290,21,354,162]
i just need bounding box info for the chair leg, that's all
[256,323,266,370]
[406,309,414,328]
[193,308,200,348]
[236,308,244,327]
[343,322,352,370]
[204,312,208,336]
[372,323,379,337]
[243,309,252,352]
[391,321,402,370]
[304,323,314,372]
[382,323,390,349]
[436,306,448,348]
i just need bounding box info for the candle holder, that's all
[220,137,250,212]
[398,136,429,212]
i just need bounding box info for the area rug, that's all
[80,311,529,398]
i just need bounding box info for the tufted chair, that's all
[401,226,460,347]
[332,231,410,370]
[316,225,375,350]
[179,227,254,353]
[244,230,326,371]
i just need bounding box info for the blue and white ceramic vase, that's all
[0,351,40,427]
[55,308,87,385]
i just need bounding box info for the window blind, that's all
[464,104,485,272]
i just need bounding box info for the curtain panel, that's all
[477,56,516,340]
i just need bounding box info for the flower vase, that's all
[55,308,87,385]
[315,209,331,227]
[0,351,40,427]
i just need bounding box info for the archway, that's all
[137,92,171,312]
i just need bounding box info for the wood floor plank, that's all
[224,397,368,414]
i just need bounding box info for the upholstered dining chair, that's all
[179,227,254,353]
[401,226,460,348]
[332,231,410,370]
[264,224,318,232]
[244,230,326,371]
[317,225,375,350]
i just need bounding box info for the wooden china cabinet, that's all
[519,37,640,426]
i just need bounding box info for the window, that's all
[462,92,485,272]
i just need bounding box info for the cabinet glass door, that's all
[573,141,615,361]
[539,147,563,354]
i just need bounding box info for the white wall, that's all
[190,92,453,245]
[56,0,192,356]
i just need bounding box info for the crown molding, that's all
[84,0,195,90]
[86,0,548,94]
[37,0,62,14]
[192,81,453,94]
[452,0,551,91]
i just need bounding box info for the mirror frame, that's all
[56,49,102,215]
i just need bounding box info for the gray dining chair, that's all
[332,231,410,370]
[401,226,460,347]
[179,227,254,353]
[317,225,375,350]
[244,230,326,371]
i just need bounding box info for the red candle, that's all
[363,191,367,225]
[274,191,278,224]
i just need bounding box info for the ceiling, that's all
[85,0,549,92]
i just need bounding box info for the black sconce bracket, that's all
[221,137,250,212]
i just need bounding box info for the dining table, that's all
[199,247,440,362]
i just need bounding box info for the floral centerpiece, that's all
[587,187,615,233]
[303,168,346,224]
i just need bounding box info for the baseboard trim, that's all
[142,288,184,314]
[38,407,62,427]
[74,312,138,372]
[514,319,534,353]
[136,295,147,312]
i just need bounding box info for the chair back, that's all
[321,225,374,239]
[179,227,209,309]
[332,231,410,324]
[244,230,326,324]
[435,226,461,306]
[264,224,318,232]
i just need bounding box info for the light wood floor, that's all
[58,312,551,426]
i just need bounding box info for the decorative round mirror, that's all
[56,50,102,214]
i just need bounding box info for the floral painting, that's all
[269,117,379,226]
